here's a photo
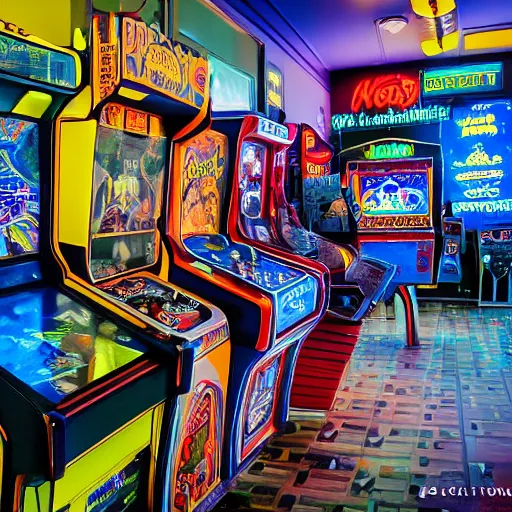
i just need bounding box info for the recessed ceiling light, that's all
[378,16,409,35]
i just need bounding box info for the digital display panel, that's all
[0,32,78,89]
[0,287,145,403]
[210,55,254,112]
[423,63,503,99]
[442,101,512,229]
[91,104,166,280]
[348,160,433,230]
[0,117,39,260]
[181,130,228,238]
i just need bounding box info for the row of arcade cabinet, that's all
[0,9,397,512]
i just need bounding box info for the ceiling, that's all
[251,0,512,71]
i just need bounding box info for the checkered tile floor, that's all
[214,304,512,512]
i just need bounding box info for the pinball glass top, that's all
[97,275,212,333]
[0,116,39,261]
[347,159,433,231]
[90,103,166,281]
[0,287,146,404]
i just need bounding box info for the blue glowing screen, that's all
[442,101,512,229]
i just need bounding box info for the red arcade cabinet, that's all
[227,118,396,410]
[167,113,328,479]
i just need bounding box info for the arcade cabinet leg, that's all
[396,285,420,347]
[289,315,362,411]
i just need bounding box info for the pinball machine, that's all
[0,16,178,512]
[167,114,328,479]
[52,11,232,512]
[227,119,396,411]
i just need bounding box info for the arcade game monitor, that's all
[168,114,328,478]
[0,24,172,512]
[53,13,231,512]
[346,158,437,287]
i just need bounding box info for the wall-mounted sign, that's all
[257,118,289,143]
[351,73,420,113]
[210,54,254,113]
[267,63,283,110]
[363,142,415,160]
[332,104,451,132]
[423,62,503,98]
[442,101,512,229]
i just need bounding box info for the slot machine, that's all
[228,119,396,410]
[0,17,176,512]
[52,11,232,512]
[167,114,328,478]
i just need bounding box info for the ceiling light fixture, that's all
[378,16,409,35]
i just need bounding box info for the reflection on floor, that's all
[215,304,512,512]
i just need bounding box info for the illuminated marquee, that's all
[351,74,419,112]
[93,15,207,109]
[257,118,289,143]
[267,63,283,110]
[363,142,415,160]
[423,63,503,98]
[332,104,451,131]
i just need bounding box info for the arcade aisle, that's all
[216,303,512,512]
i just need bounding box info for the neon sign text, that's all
[423,63,503,98]
[332,105,451,131]
[455,170,503,182]
[363,142,415,160]
[351,74,419,113]
[453,199,512,214]
[358,215,431,229]
[257,118,288,142]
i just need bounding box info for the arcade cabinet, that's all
[221,118,397,411]
[0,19,177,512]
[339,138,465,345]
[53,12,231,512]
[168,113,328,478]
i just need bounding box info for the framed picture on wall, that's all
[267,62,284,118]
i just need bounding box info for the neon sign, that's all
[351,74,419,113]
[267,63,283,110]
[257,118,289,143]
[363,142,415,160]
[332,104,451,131]
[423,63,503,98]
[442,101,512,229]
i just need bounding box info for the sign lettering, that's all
[332,104,451,131]
[359,215,431,229]
[453,199,512,214]
[267,63,283,110]
[0,18,30,37]
[423,63,503,98]
[257,118,289,142]
[351,74,419,113]
[363,142,415,160]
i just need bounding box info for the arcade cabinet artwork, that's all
[169,115,328,478]
[227,118,396,411]
[54,14,231,512]
[0,22,170,512]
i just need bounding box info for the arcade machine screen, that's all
[0,117,145,404]
[348,159,435,284]
[91,104,211,333]
[180,130,317,333]
[0,118,39,259]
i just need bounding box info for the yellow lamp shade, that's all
[410,0,456,18]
